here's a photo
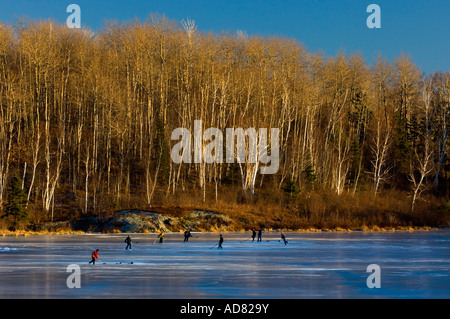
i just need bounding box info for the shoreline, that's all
[0,225,445,237]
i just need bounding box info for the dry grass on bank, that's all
[0,187,448,236]
[0,228,85,237]
[150,187,449,231]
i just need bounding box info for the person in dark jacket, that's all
[257,227,263,242]
[251,229,256,242]
[218,234,224,249]
[281,232,288,245]
[125,235,132,250]
[184,230,193,242]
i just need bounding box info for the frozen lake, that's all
[0,229,448,299]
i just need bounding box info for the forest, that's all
[0,16,449,231]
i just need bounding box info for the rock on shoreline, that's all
[38,209,233,233]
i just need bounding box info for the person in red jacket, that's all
[89,249,99,265]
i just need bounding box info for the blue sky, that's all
[0,0,448,74]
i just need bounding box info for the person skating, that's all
[184,230,193,242]
[124,235,132,250]
[257,227,263,242]
[281,232,288,245]
[89,249,99,265]
[218,234,224,249]
[158,232,164,243]
[251,229,256,242]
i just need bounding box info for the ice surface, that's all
[0,230,448,298]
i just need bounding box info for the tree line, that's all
[0,17,449,227]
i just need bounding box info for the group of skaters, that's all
[89,226,288,265]
[248,227,288,245]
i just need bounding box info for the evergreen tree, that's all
[3,176,29,230]
[283,179,301,197]
[302,153,317,190]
